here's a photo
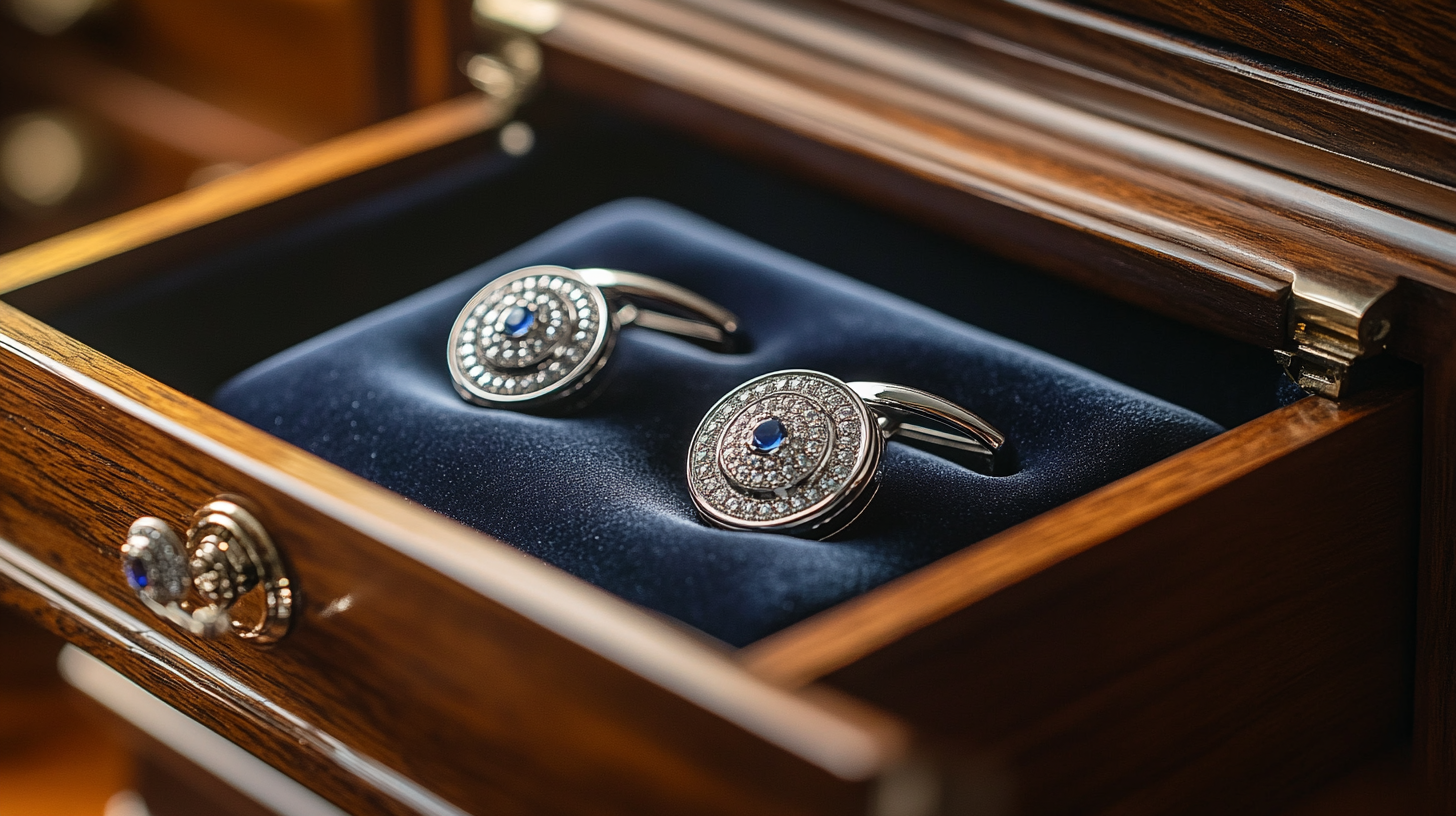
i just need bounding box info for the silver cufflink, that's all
[448,265,740,413]
[687,370,1006,539]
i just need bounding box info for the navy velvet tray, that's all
[214,199,1225,646]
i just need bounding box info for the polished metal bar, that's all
[580,267,741,351]
[851,381,1006,474]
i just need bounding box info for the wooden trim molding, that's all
[58,645,352,816]
[738,389,1409,687]
[0,541,471,816]
[544,0,1456,353]
[1071,0,1456,112]
[841,0,1456,224]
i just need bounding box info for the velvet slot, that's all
[214,199,1225,646]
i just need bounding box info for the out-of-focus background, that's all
[0,608,131,816]
[0,2,469,814]
[0,0,471,256]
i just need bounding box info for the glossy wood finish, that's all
[744,388,1421,815]
[538,2,1456,809]
[1076,0,1456,112]
[542,0,1456,353]
[1389,285,1456,813]
[840,0,1456,224]
[0,302,906,816]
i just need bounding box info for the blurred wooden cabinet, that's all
[0,0,472,254]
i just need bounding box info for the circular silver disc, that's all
[448,265,614,410]
[687,370,881,538]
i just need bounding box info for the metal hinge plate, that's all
[1275,273,1396,399]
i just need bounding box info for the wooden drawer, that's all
[0,0,1453,813]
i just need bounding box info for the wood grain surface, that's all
[544,4,1456,809]
[839,0,1456,224]
[1076,0,1456,112]
[745,387,1421,815]
[1389,284,1456,815]
[1279,750,1417,816]
[544,0,1456,352]
[0,301,907,816]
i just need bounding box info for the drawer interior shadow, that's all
[21,91,1297,431]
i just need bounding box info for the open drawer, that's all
[1,1,1454,814]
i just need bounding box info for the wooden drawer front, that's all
[0,301,903,816]
[745,389,1420,815]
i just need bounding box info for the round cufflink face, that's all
[448,265,614,411]
[687,370,882,538]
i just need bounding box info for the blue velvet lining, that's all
[214,200,1224,645]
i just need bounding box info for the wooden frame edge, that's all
[738,390,1405,687]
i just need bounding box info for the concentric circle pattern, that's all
[449,267,609,404]
[689,371,875,530]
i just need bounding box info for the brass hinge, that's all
[465,0,562,112]
[1274,273,1396,399]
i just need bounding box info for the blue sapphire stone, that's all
[750,418,786,453]
[503,306,534,337]
[123,556,149,590]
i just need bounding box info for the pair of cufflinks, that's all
[448,266,1006,540]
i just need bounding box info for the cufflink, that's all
[686,370,1007,539]
[448,265,741,413]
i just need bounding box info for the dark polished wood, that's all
[1074,0,1456,112]
[745,388,1421,815]
[541,0,1456,353]
[0,303,904,816]
[1390,284,1456,814]
[1279,750,1417,816]
[549,45,1290,348]
[834,0,1456,224]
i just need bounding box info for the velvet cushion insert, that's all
[214,199,1225,646]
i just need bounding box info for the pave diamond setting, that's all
[448,266,612,409]
[688,370,881,537]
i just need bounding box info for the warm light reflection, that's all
[0,112,89,208]
[319,593,355,618]
[499,120,534,157]
[8,0,104,35]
